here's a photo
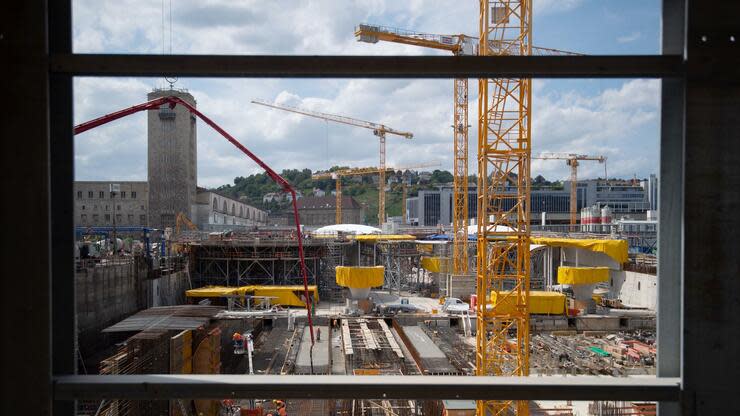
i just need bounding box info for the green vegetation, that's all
[215,168,561,224]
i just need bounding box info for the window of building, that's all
[81,205,85,210]
[76,191,82,199]
[88,191,93,198]
[99,191,104,198]
[140,205,145,210]
[105,205,109,211]
[120,191,126,198]
[231,203,235,216]
[131,191,137,198]
[116,214,122,223]
[104,214,110,222]
[80,214,87,223]
[92,214,99,223]
[222,200,227,213]
[139,215,146,225]
[213,197,218,211]
[127,214,133,223]
[110,192,115,198]
[117,205,121,211]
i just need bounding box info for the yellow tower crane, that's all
[251,99,413,225]
[534,153,607,225]
[311,162,439,224]
[355,24,579,276]
[477,1,532,414]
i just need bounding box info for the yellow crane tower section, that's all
[534,153,607,225]
[311,162,439,225]
[477,1,532,415]
[355,24,580,276]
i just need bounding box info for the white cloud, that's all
[532,79,660,181]
[71,2,658,188]
[617,31,642,43]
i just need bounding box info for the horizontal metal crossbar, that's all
[50,54,684,78]
[54,375,681,401]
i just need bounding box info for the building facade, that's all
[194,189,268,230]
[408,178,656,227]
[147,88,197,229]
[74,181,149,227]
[296,196,364,226]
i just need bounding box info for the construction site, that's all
[56,2,663,416]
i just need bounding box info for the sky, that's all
[72,0,661,188]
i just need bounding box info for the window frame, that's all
[44,0,693,411]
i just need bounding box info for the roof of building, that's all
[313,224,382,235]
[102,305,222,333]
[297,195,361,210]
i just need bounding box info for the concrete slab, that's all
[294,326,330,374]
[401,325,458,375]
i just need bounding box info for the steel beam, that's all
[54,375,681,401]
[657,1,685,416]
[50,54,684,78]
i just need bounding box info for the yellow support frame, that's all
[453,78,470,274]
[476,1,532,415]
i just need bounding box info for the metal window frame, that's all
[45,0,691,410]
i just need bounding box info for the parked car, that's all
[376,303,420,315]
[441,297,470,315]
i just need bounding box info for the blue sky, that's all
[72,1,661,187]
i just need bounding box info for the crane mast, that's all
[356,24,473,275]
[477,1,532,415]
[252,99,413,225]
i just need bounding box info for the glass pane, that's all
[72,1,661,55]
[71,77,661,410]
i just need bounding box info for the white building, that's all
[194,189,267,230]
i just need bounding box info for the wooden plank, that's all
[378,320,404,359]
[342,320,353,355]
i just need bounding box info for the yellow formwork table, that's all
[335,266,384,288]
[557,266,610,285]
[420,256,451,273]
[529,237,629,264]
[489,290,567,315]
[185,285,319,308]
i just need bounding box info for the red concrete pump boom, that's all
[74,95,316,344]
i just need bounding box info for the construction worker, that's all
[267,400,287,416]
[316,327,321,341]
[232,332,245,354]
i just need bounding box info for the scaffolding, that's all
[376,241,421,294]
[190,240,325,287]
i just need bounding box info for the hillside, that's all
[215,168,454,224]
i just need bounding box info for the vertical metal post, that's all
[657,1,685,415]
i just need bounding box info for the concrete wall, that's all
[608,270,657,310]
[560,246,620,270]
[75,258,190,356]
